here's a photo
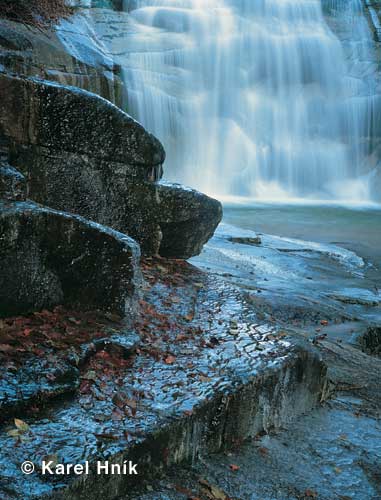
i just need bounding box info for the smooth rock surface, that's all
[0,201,141,317]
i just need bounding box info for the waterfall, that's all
[121,0,378,203]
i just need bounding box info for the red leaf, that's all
[164,355,176,365]
[229,464,240,471]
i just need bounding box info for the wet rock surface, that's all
[0,201,141,317]
[0,259,326,500]
[148,219,379,500]
[0,14,122,106]
[192,223,381,328]
[0,71,165,254]
[143,337,381,500]
[0,72,220,260]
[0,163,26,201]
[0,306,140,428]
[158,183,223,259]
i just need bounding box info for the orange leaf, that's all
[229,464,240,471]
[164,355,176,365]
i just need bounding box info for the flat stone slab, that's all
[0,260,327,499]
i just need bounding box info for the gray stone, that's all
[0,201,141,317]
[0,72,164,255]
[0,73,221,259]
[158,182,223,259]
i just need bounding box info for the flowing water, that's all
[122,0,379,203]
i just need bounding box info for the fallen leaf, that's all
[68,317,81,325]
[164,355,176,365]
[7,429,20,438]
[175,334,189,342]
[199,478,229,500]
[229,464,240,471]
[81,370,97,381]
[14,418,29,433]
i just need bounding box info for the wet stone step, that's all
[0,260,327,500]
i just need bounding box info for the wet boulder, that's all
[157,182,223,259]
[0,72,221,259]
[0,72,164,254]
[0,201,141,317]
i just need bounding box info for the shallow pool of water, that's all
[223,204,381,270]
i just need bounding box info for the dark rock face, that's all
[0,162,27,200]
[0,201,141,317]
[0,72,165,255]
[0,73,221,259]
[158,182,223,259]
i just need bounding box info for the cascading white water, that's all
[122,0,378,202]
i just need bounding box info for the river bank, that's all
[124,206,381,500]
[0,1,380,499]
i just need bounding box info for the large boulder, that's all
[0,72,222,258]
[0,72,165,255]
[0,200,141,317]
[158,182,223,259]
